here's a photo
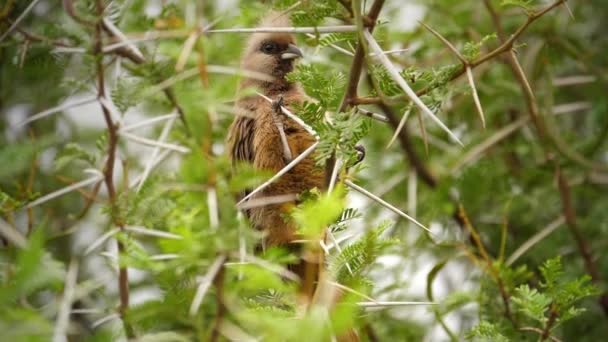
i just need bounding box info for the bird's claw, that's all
[354,144,366,165]
[272,95,285,115]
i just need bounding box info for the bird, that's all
[226,12,362,341]
[226,11,325,249]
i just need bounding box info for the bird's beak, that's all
[281,44,303,60]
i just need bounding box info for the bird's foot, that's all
[271,95,285,116]
[354,144,366,165]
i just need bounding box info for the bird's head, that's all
[240,12,303,89]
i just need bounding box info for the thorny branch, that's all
[483,0,608,317]
[352,0,568,106]
[99,16,191,136]
[326,0,386,186]
[60,0,135,336]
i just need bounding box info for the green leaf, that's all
[0,229,64,306]
[292,187,345,238]
[466,321,509,342]
[54,142,97,171]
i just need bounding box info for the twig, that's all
[118,131,190,153]
[356,108,388,122]
[353,0,567,105]
[11,22,71,48]
[62,0,94,26]
[327,280,375,302]
[207,187,219,230]
[26,173,104,209]
[451,116,528,173]
[418,21,466,64]
[91,314,119,329]
[102,18,144,61]
[18,96,97,126]
[506,216,565,266]
[143,66,274,97]
[84,228,120,255]
[175,30,199,72]
[206,25,358,34]
[345,180,433,235]
[134,114,177,192]
[124,226,183,240]
[0,0,42,42]
[556,166,599,281]
[337,0,385,113]
[237,194,298,210]
[466,66,486,128]
[363,29,463,146]
[237,142,319,206]
[189,254,227,316]
[90,0,132,335]
[541,305,559,341]
[386,107,411,149]
[520,327,562,342]
[0,218,27,248]
[53,259,79,342]
[553,75,596,87]
[233,253,300,282]
[457,205,516,326]
[378,103,438,187]
[257,92,318,138]
[119,113,178,132]
[356,301,436,307]
[128,149,173,188]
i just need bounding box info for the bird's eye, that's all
[261,42,278,54]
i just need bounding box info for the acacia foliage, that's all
[1,0,607,341]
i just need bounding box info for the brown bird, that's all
[227,12,325,248]
[226,12,361,341]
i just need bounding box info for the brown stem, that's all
[75,180,103,220]
[63,0,94,26]
[520,326,562,342]
[540,305,559,341]
[90,0,133,336]
[8,20,72,47]
[327,0,386,186]
[555,165,607,318]
[458,205,516,326]
[337,0,385,113]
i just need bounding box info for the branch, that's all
[505,216,565,266]
[363,29,463,146]
[0,0,42,42]
[92,0,132,336]
[556,166,599,282]
[189,254,227,316]
[206,25,357,34]
[338,0,385,112]
[53,259,79,342]
[0,218,27,248]
[345,180,433,235]
[352,0,567,105]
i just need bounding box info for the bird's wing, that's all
[227,115,255,165]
